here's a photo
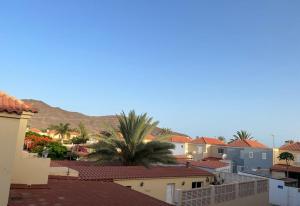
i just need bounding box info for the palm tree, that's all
[278,152,294,178]
[49,123,71,143]
[160,128,172,135]
[78,122,89,139]
[217,136,226,143]
[230,130,253,142]
[89,110,176,166]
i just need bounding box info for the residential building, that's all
[272,142,300,187]
[224,139,273,172]
[168,135,192,156]
[0,91,50,206]
[51,161,214,204]
[188,137,226,160]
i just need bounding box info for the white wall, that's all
[239,172,300,206]
[171,143,186,155]
[269,178,300,206]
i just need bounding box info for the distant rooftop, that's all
[168,135,192,143]
[228,139,268,149]
[191,137,226,145]
[279,142,300,152]
[177,160,229,169]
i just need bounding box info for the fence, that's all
[175,175,268,206]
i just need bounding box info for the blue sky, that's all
[1,1,300,147]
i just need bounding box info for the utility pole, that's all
[271,134,275,166]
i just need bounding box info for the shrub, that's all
[72,136,88,145]
[46,142,68,160]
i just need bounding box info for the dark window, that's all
[192,181,202,189]
[218,148,224,154]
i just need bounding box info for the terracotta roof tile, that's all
[29,128,42,133]
[52,161,213,181]
[168,135,192,143]
[9,179,170,206]
[0,91,37,115]
[191,137,226,145]
[228,139,268,149]
[279,142,300,152]
[177,160,229,169]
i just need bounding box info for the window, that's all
[262,152,267,160]
[218,148,224,154]
[181,145,184,148]
[192,181,202,189]
[249,152,254,159]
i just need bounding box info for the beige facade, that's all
[188,143,224,160]
[275,149,300,166]
[115,176,213,203]
[0,110,50,206]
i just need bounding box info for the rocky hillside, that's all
[22,99,185,136]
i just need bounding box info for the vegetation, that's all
[217,136,226,142]
[49,123,72,142]
[230,130,253,142]
[159,128,172,135]
[278,152,294,177]
[33,142,68,160]
[89,110,176,166]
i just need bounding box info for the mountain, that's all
[22,99,186,136]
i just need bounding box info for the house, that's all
[0,91,50,206]
[51,161,214,204]
[167,135,192,156]
[271,142,300,187]
[224,139,273,172]
[188,137,226,160]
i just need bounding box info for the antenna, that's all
[271,134,275,148]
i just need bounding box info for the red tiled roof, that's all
[0,91,37,115]
[177,160,229,169]
[173,155,192,160]
[191,137,226,145]
[9,179,170,206]
[29,128,42,133]
[203,157,222,161]
[228,139,268,149]
[168,135,192,143]
[279,142,300,152]
[271,164,300,173]
[52,161,213,181]
[145,134,156,141]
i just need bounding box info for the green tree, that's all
[278,152,294,178]
[49,123,71,143]
[230,130,253,142]
[89,110,176,166]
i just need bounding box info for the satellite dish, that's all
[222,154,227,160]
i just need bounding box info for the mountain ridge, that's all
[22,99,187,136]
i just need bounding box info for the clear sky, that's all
[1,1,300,147]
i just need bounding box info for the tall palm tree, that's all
[78,122,89,139]
[230,130,253,142]
[89,110,176,166]
[278,152,294,178]
[49,123,71,143]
